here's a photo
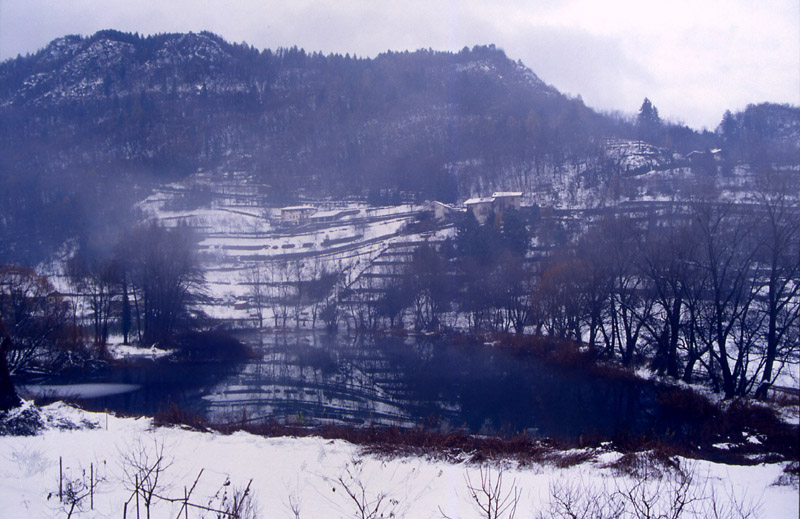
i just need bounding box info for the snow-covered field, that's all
[1,402,796,518]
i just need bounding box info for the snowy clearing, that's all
[0,402,796,518]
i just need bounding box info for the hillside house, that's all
[280,206,317,225]
[492,192,522,212]
[430,201,461,221]
[310,209,346,224]
[686,149,723,163]
[464,197,495,224]
[465,191,523,224]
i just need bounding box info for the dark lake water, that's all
[20,332,687,441]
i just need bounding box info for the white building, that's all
[464,191,523,224]
[464,197,495,224]
[491,192,523,212]
[430,201,461,221]
[310,209,347,224]
[280,206,317,224]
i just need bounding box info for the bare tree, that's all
[87,257,122,345]
[598,216,653,365]
[0,265,71,373]
[540,476,622,519]
[573,236,614,351]
[0,324,20,411]
[638,213,697,379]
[617,467,700,519]
[121,437,172,519]
[691,202,760,398]
[303,257,339,329]
[54,461,106,519]
[288,260,306,328]
[207,478,257,519]
[58,473,93,518]
[344,275,380,331]
[327,458,400,519]
[408,243,450,331]
[441,466,520,519]
[272,261,293,329]
[64,256,89,348]
[284,478,303,519]
[615,463,761,519]
[460,257,495,333]
[753,170,800,399]
[542,465,760,519]
[534,253,584,341]
[375,279,413,329]
[465,466,520,519]
[122,223,204,346]
[494,251,534,334]
[243,263,269,328]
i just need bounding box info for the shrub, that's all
[606,445,683,479]
[153,401,209,430]
[655,386,719,445]
[0,402,44,436]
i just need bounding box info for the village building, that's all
[464,191,523,224]
[430,200,461,221]
[309,209,347,224]
[464,197,495,224]
[686,148,723,163]
[280,205,317,225]
[491,192,523,212]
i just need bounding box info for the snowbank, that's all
[0,403,796,518]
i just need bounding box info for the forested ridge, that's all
[0,30,798,264]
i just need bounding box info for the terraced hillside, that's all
[134,170,455,326]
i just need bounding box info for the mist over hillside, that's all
[0,30,798,264]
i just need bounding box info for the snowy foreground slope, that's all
[0,403,796,518]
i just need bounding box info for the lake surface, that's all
[21,332,681,441]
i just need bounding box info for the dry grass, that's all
[152,402,209,431]
[545,449,597,468]
[605,444,683,479]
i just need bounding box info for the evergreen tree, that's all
[637,97,661,128]
[456,211,481,258]
[501,208,529,257]
[718,110,737,142]
[636,97,662,144]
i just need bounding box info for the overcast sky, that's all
[1,0,797,130]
